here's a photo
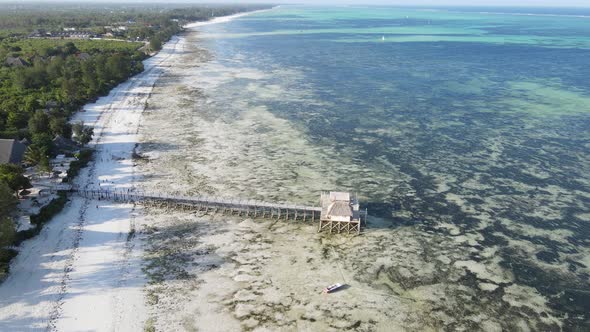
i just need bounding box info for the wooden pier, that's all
[51,186,366,233]
[66,188,322,222]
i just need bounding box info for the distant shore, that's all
[184,7,274,29]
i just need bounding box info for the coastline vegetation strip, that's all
[0,4,270,284]
[17,192,68,243]
[0,150,94,280]
[63,149,94,181]
[0,3,271,34]
[0,191,68,280]
[0,39,146,139]
[21,149,93,240]
[0,3,272,148]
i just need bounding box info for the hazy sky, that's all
[244,0,590,6]
[1,0,589,7]
[264,0,589,7]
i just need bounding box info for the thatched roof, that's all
[5,56,29,67]
[320,191,355,220]
[327,201,353,218]
[52,135,79,152]
[0,139,26,164]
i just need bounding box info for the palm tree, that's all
[38,154,52,177]
[23,145,45,166]
[24,145,52,177]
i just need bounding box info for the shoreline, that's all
[2,5,579,331]
[0,10,260,331]
[184,7,275,29]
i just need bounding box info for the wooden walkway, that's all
[60,187,322,222]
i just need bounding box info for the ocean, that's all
[139,6,590,330]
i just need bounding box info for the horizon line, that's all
[0,1,589,8]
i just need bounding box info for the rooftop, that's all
[0,139,26,164]
[320,191,360,222]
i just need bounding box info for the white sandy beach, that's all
[0,13,253,331]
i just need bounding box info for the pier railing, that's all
[57,187,322,222]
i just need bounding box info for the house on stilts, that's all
[318,191,365,234]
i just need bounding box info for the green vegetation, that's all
[0,182,17,280]
[29,191,67,227]
[0,1,271,282]
[0,246,16,280]
[0,164,31,197]
[0,183,17,218]
[0,3,271,53]
[0,39,145,145]
[0,2,270,148]
[10,191,67,245]
[72,122,94,145]
[0,182,17,246]
[2,38,142,55]
[64,149,93,181]
[0,3,269,36]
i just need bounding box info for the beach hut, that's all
[318,191,362,234]
[5,56,29,67]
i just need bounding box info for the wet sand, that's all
[134,26,583,331]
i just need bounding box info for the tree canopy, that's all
[0,182,17,218]
[0,39,144,144]
[0,182,17,248]
[0,3,269,32]
[0,164,31,196]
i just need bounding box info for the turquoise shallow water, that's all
[193,6,590,329]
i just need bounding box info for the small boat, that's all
[323,283,344,294]
[381,36,385,41]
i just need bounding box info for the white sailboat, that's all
[381,35,385,41]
